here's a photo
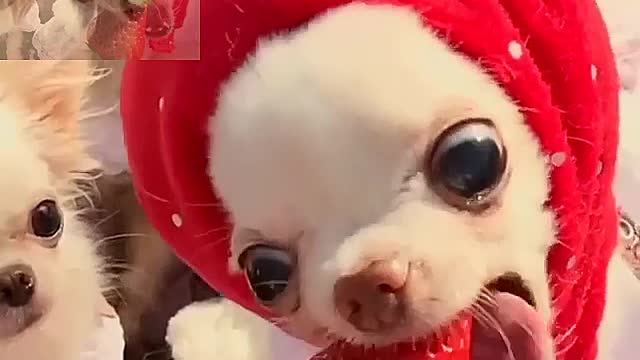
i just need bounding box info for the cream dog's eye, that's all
[427,118,507,210]
[240,245,293,306]
[28,200,63,247]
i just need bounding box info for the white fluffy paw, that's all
[166,299,273,360]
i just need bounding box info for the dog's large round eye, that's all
[427,119,506,209]
[29,200,63,246]
[240,245,293,306]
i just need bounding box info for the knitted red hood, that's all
[121,0,619,359]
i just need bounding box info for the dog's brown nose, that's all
[0,264,36,308]
[334,260,408,332]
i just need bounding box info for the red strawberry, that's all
[87,7,147,60]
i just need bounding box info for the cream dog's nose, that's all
[0,264,36,308]
[333,260,408,332]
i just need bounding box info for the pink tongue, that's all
[471,292,546,360]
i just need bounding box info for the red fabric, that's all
[121,1,619,359]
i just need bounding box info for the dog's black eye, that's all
[427,119,506,210]
[240,245,292,306]
[29,200,63,246]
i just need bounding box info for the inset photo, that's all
[0,0,199,60]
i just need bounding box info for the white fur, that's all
[0,61,105,360]
[209,2,554,357]
[168,299,320,360]
[167,299,273,360]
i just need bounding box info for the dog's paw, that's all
[166,299,273,360]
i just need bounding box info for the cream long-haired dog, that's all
[0,60,108,360]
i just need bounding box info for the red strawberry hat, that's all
[121,1,619,359]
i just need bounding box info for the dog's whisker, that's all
[250,280,290,287]
[470,302,517,360]
[95,232,150,244]
[94,210,121,228]
[194,225,232,238]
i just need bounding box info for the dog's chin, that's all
[324,273,546,360]
[0,300,48,340]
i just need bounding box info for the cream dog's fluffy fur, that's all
[0,60,106,360]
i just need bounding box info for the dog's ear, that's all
[18,60,97,127]
[6,60,102,178]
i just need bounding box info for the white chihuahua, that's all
[165,4,640,360]
[0,60,108,360]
